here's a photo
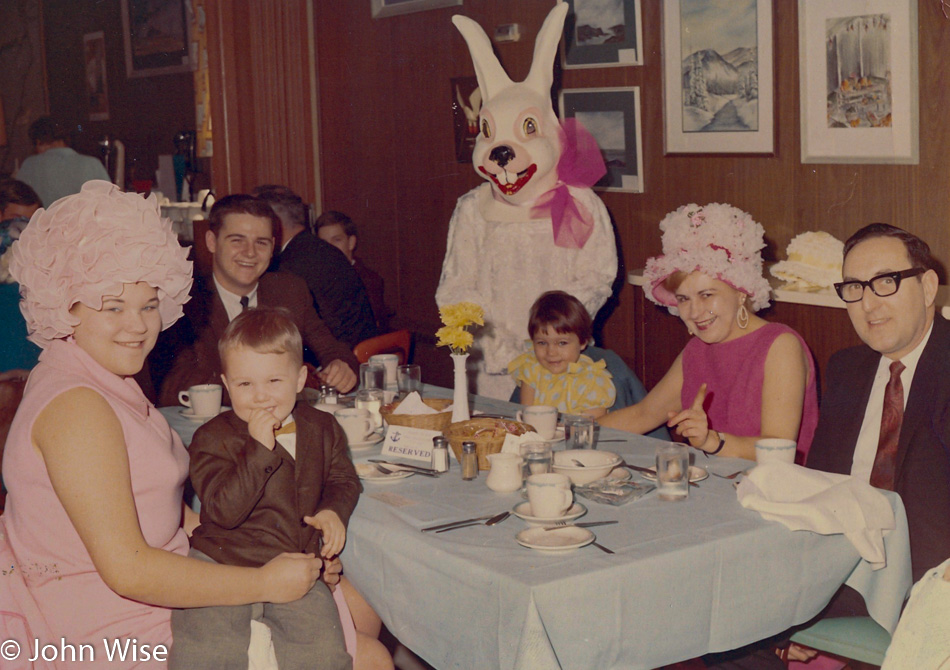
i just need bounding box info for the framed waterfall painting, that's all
[798,0,919,164]
[662,0,774,154]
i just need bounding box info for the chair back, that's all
[353,329,412,364]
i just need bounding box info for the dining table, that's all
[160,385,912,670]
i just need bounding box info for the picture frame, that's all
[798,0,919,164]
[562,0,643,68]
[451,76,480,164]
[559,87,644,193]
[662,0,774,155]
[83,31,109,121]
[121,0,191,78]
[371,0,461,19]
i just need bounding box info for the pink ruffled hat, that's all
[643,203,771,314]
[8,180,193,348]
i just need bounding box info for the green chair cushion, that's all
[790,616,891,665]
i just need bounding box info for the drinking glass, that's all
[359,362,386,391]
[520,441,553,482]
[355,389,384,429]
[656,442,690,501]
[397,364,422,395]
[564,415,595,449]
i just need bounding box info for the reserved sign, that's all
[380,425,442,463]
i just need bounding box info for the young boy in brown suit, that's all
[170,307,361,670]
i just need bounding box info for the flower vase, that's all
[450,352,471,423]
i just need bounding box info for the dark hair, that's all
[207,194,280,237]
[28,117,67,145]
[219,306,303,371]
[252,184,308,230]
[315,210,357,237]
[528,291,592,342]
[843,223,936,272]
[0,179,41,211]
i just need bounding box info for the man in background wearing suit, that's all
[253,185,378,348]
[809,222,950,610]
[157,195,358,407]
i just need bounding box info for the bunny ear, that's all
[523,2,569,96]
[452,14,512,101]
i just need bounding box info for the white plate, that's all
[637,465,709,483]
[534,427,566,443]
[516,526,595,552]
[355,463,413,482]
[604,467,633,483]
[348,433,384,450]
[179,406,230,421]
[512,501,587,527]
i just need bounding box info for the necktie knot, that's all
[889,360,905,379]
[240,295,250,311]
[275,421,296,436]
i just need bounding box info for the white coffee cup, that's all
[755,438,797,465]
[369,354,399,386]
[334,408,375,444]
[526,472,573,518]
[178,384,222,417]
[517,405,558,440]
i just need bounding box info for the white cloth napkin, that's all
[391,391,451,415]
[737,462,895,569]
[881,557,950,669]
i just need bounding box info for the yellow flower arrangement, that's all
[436,302,484,354]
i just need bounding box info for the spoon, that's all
[572,459,586,467]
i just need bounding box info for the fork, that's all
[711,470,747,480]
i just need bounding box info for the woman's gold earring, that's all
[736,303,750,329]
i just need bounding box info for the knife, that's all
[435,510,510,533]
[421,514,495,532]
[542,520,618,531]
[368,459,440,476]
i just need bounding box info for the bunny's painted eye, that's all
[523,118,538,135]
[481,119,491,139]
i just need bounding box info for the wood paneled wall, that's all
[205,0,318,201]
[305,0,950,388]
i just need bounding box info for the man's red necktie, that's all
[870,360,905,490]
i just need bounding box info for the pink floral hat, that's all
[644,203,771,314]
[9,180,193,348]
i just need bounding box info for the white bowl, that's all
[552,449,622,485]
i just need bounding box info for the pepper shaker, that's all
[431,436,450,473]
[461,441,478,480]
[321,384,338,405]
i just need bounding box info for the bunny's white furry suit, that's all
[436,4,618,399]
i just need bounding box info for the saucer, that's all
[516,526,594,552]
[179,406,229,421]
[355,463,413,482]
[638,465,709,483]
[512,501,587,527]
[603,467,633,483]
[536,427,566,443]
[348,433,384,450]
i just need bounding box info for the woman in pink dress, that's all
[600,203,818,463]
[0,181,387,669]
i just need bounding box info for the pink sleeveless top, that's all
[2,339,189,668]
[681,322,818,462]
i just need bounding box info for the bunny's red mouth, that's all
[479,164,538,196]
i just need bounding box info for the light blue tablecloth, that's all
[160,386,911,670]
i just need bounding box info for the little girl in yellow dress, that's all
[508,291,616,417]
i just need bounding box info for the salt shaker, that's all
[461,441,478,480]
[320,384,338,405]
[431,436,450,473]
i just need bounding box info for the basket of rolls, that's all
[445,417,534,470]
[380,397,454,433]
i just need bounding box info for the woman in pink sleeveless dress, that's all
[600,203,818,463]
[0,182,382,669]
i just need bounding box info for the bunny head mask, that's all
[452,4,568,207]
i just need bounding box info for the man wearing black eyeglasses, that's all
[809,222,950,610]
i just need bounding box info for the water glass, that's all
[359,362,386,390]
[656,442,690,501]
[520,442,553,483]
[355,389,384,429]
[564,415,595,449]
[397,364,422,395]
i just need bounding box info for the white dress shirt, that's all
[213,275,259,322]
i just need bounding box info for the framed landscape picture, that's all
[662,0,774,154]
[121,0,191,78]
[798,0,919,164]
[562,0,644,68]
[560,87,644,193]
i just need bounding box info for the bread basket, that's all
[380,397,453,433]
[445,417,533,470]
